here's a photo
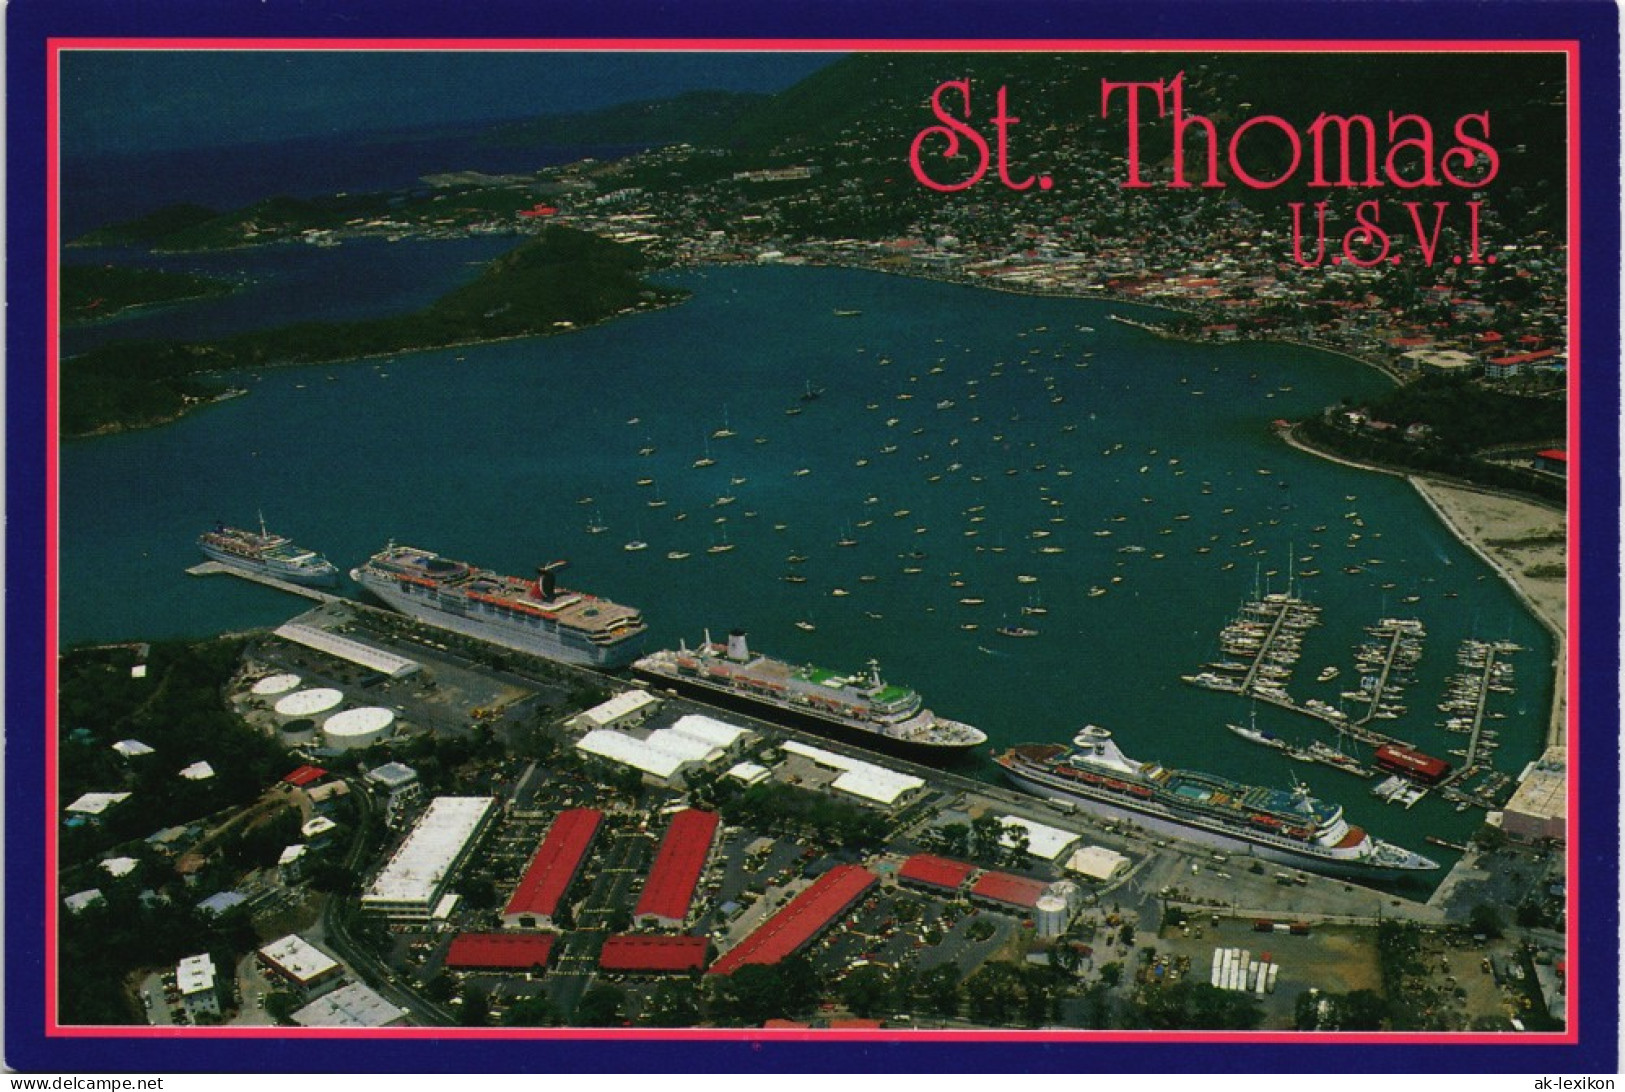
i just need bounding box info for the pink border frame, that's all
[42,36,1583,1047]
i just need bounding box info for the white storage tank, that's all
[322,706,396,751]
[1034,895,1070,939]
[252,673,302,697]
[274,688,343,717]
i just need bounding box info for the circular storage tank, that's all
[322,706,395,751]
[274,687,344,717]
[1035,894,1070,939]
[252,673,302,697]
[1048,880,1082,912]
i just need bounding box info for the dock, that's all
[187,561,343,604]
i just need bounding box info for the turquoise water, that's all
[57,262,1554,873]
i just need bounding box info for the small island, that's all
[60,225,684,437]
[61,263,235,326]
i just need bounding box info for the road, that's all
[545,828,651,1020]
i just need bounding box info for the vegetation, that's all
[1129,979,1263,1030]
[1300,374,1565,501]
[706,956,825,1025]
[718,782,890,851]
[61,264,234,324]
[61,226,682,436]
[57,639,287,866]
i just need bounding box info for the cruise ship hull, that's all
[999,758,1433,879]
[355,573,642,669]
[632,663,982,762]
[199,542,339,588]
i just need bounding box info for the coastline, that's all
[1281,424,1567,749]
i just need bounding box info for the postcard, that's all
[7,0,1618,1075]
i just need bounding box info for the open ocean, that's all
[56,256,1555,887]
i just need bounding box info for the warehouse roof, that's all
[1065,845,1132,882]
[282,765,328,787]
[361,796,494,909]
[577,728,707,779]
[780,740,924,805]
[599,934,709,973]
[898,854,975,891]
[998,815,1081,862]
[970,871,1049,909]
[445,932,556,970]
[274,622,421,678]
[112,739,155,758]
[577,689,660,727]
[709,865,877,976]
[504,808,602,920]
[635,809,719,924]
[666,714,752,751]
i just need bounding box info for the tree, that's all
[640,981,700,1028]
[574,984,627,1027]
[457,984,492,1027]
[502,994,561,1027]
[839,965,895,1018]
[964,962,1023,1027]
[1469,903,1504,939]
[935,822,970,859]
[914,964,961,1019]
[264,990,301,1025]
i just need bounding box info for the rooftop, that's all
[361,796,494,908]
[258,934,340,984]
[710,865,877,976]
[445,932,556,970]
[634,809,719,924]
[504,808,603,920]
[599,934,709,973]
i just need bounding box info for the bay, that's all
[57,261,1555,885]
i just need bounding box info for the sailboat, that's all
[712,407,737,439]
[1021,590,1048,616]
[707,526,736,555]
[693,435,717,468]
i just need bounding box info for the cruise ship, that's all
[198,520,338,588]
[632,629,987,760]
[996,726,1438,877]
[351,544,647,668]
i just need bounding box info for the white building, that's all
[570,689,661,732]
[779,740,925,808]
[258,934,344,997]
[291,981,406,1028]
[176,953,223,1020]
[998,815,1082,862]
[360,796,495,921]
[1065,845,1132,883]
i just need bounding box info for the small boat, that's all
[997,625,1038,638]
[794,620,817,631]
[624,540,648,552]
[666,551,691,561]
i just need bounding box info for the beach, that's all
[1408,478,1568,747]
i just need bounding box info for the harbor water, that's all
[57,258,1556,884]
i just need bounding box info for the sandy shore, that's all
[1407,478,1567,748]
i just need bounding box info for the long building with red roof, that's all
[445,932,557,971]
[897,853,975,893]
[634,809,720,928]
[969,871,1049,910]
[599,934,709,974]
[709,865,877,976]
[502,808,602,929]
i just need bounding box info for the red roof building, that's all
[1374,745,1452,785]
[969,871,1049,910]
[634,809,720,928]
[445,932,556,971]
[598,934,709,974]
[709,865,877,976]
[828,1018,884,1029]
[897,854,975,892]
[282,765,328,788]
[502,808,602,929]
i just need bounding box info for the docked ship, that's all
[996,726,1438,877]
[351,544,647,668]
[632,629,987,759]
[198,519,338,588]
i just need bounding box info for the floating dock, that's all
[187,561,343,604]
